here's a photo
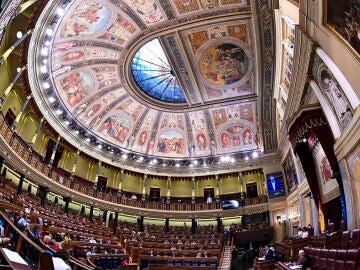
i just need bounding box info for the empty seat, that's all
[349,229,360,249]
[340,231,350,248]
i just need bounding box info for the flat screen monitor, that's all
[266,172,285,198]
[222,200,239,210]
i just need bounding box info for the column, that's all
[191,176,195,211]
[0,156,4,175]
[102,210,108,223]
[28,117,44,163]
[89,206,94,222]
[311,197,319,235]
[215,175,220,209]
[0,65,27,105]
[141,174,147,208]
[93,160,101,197]
[40,186,48,207]
[0,29,33,64]
[11,94,32,132]
[113,212,119,236]
[17,173,25,195]
[70,149,80,188]
[63,197,71,214]
[166,176,171,210]
[117,169,124,203]
[165,218,169,232]
[49,135,61,166]
[239,173,246,206]
[299,195,305,227]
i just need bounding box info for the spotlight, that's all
[41,48,49,56]
[56,7,65,16]
[46,28,54,36]
[16,31,23,39]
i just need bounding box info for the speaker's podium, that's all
[0,248,31,269]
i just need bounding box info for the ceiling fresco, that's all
[28,0,277,173]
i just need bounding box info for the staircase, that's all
[219,245,232,270]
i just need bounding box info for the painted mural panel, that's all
[52,47,120,66]
[345,144,360,222]
[308,134,339,201]
[99,114,131,144]
[58,71,95,108]
[124,0,165,24]
[189,111,209,155]
[75,91,124,119]
[282,151,298,193]
[199,43,248,86]
[324,0,360,57]
[98,14,137,44]
[171,0,247,16]
[60,1,110,38]
[156,130,186,155]
[133,110,158,152]
[204,79,251,100]
[312,54,353,131]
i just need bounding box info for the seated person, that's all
[264,245,274,260]
[296,228,303,238]
[289,250,311,270]
[52,249,71,270]
[0,237,11,245]
[301,227,309,238]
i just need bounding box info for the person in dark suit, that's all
[267,176,282,193]
[299,252,311,270]
[264,245,274,260]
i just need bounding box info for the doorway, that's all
[204,188,214,203]
[4,109,16,127]
[149,187,160,202]
[97,176,107,192]
[246,183,258,198]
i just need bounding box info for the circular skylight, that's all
[132,39,186,103]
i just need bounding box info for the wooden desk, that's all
[0,248,32,270]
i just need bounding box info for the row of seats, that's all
[139,256,217,269]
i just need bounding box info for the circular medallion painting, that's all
[199,43,248,85]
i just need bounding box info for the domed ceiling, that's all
[28,0,276,174]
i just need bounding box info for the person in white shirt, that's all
[52,249,71,270]
[302,227,309,238]
[89,236,97,243]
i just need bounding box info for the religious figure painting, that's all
[199,43,249,86]
[59,71,95,107]
[282,151,298,193]
[212,108,227,127]
[60,1,110,38]
[324,0,360,57]
[99,114,131,144]
[156,130,186,155]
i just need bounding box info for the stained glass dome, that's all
[131,39,186,104]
